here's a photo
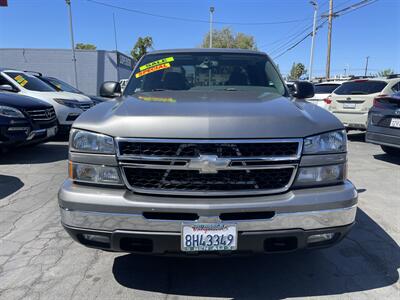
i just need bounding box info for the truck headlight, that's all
[69,162,122,185]
[293,164,347,187]
[70,129,115,154]
[0,105,25,118]
[303,130,347,154]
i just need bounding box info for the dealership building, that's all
[0,48,135,95]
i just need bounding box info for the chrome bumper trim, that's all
[60,205,357,232]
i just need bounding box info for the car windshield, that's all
[124,52,286,96]
[334,80,387,95]
[5,72,56,92]
[44,77,82,94]
[314,84,340,94]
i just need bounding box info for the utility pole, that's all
[209,7,215,48]
[308,0,318,81]
[325,0,333,79]
[65,0,78,88]
[364,56,369,76]
[113,12,120,81]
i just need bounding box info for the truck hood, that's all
[73,90,344,139]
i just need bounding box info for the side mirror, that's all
[0,84,15,92]
[292,81,314,99]
[99,81,122,98]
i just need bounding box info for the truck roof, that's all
[147,48,267,56]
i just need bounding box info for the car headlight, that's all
[0,105,25,118]
[54,98,80,108]
[70,129,115,154]
[69,162,122,185]
[303,130,347,154]
[0,105,25,119]
[293,164,347,187]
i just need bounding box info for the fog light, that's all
[82,234,110,244]
[307,233,335,244]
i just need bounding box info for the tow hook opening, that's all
[264,237,298,252]
[120,237,153,252]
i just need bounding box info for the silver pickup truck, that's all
[58,49,357,255]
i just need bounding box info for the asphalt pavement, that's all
[0,132,399,300]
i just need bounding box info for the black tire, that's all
[381,145,400,156]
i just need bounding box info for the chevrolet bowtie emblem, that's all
[187,155,231,174]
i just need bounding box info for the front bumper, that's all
[0,119,57,146]
[59,179,358,254]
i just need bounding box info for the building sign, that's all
[117,53,134,69]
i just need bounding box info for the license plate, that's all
[343,103,356,109]
[390,118,400,128]
[181,223,237,252]
[47,126,57,137]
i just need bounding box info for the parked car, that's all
[0,69,94,133]
[366,91,400,156]
[119,79,129,92]
[329,76,400,130]
[307,81,342,109]
[0,91,57,149]
[59,48,357,255]
[31,73,109,105]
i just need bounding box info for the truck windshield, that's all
[125,52,286,96]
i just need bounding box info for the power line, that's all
[86,0,310,26]
[272,0,379,61]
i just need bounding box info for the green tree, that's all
[201,27,257,50]
[75,43,96,50]
[377,69,394,77]
[289,62,307,80]
[131,36,153,61]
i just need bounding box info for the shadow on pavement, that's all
[0,142,68,165]
[0,174,24,200]
[373,153,400,165]
[112,209,399,299]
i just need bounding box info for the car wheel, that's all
[381,145,400,156]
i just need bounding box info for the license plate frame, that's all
[343,103,356,109]
[181,223,237,252]
[390,118,400,128]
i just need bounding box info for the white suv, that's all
[307,81,343,110]
[0,69,94,132]
[329,76,400,130]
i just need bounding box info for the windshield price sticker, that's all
[135,62,171,78]
[14,75,28,87]
[139,56,174,71]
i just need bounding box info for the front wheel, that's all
[381,145,400,156]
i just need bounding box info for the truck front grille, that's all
[123,168,295,192]
[25,108,56,122]
[117,139,302,196]
[118,141,299,158]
